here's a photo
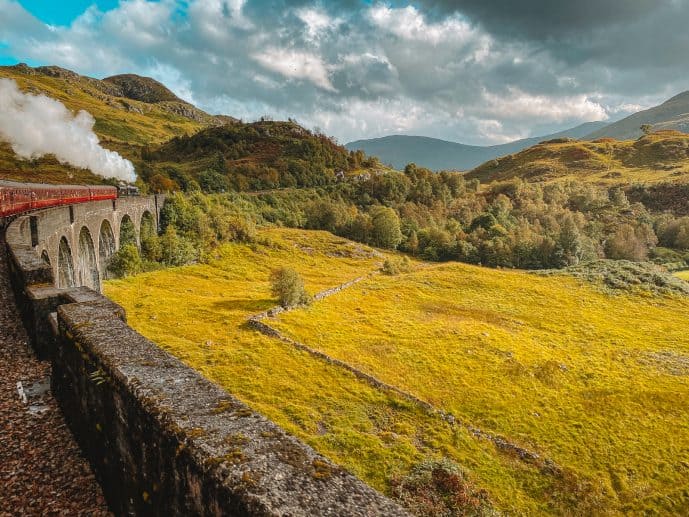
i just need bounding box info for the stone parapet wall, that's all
[4,203,406,516]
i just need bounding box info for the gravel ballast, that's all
[0,234,110,516]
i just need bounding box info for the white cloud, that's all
[295,7,340,42]
[482,88,608,123]
[2,0,688,146]
[252,48,336,91]
[368,5,485,47]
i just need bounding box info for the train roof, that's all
[0,180,116,189]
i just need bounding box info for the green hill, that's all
[586,91,689,140]
[142,120,381,191]
[466,130,689,186]
[0,63,231,184]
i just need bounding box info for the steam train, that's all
[0,180,135,219]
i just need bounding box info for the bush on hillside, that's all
[160,226,198,266]
[108,244,143,278]
[270,267,311,308]
[539,260,689,296]
[382,256,412,275]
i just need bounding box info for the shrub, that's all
[107,244,142,278]
[391,459,497,517]
[160,226,198,266]
[270,267,311,308]
[382,256,412,275]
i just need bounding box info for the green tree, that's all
[107,244,142,278]
[160,226,198,266]
[270,267,311,308]
[198,169,229,193]
[119,217,137,247]
[370,206,403,249]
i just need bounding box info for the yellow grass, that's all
[467,132,689,186]
[105,228,689,514]
[273,260,689,514]
[674,270,689,281]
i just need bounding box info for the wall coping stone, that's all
[4,203,408,516]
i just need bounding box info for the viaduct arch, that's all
[8,196,164,293]
[2,191,406,516]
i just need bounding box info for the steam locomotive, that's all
[0,180,127,219]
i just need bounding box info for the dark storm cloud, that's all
[416,0,664,38]
[0,0,688,144]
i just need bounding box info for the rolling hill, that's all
[465,130,689,186]
[0,63,234,184]
[585,90,689,140]
[0,63,372,189]
[345,121,607,171]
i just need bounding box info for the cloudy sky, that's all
[2,0,689,145]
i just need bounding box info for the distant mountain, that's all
[585,91,689,140]
[345,121,607,171]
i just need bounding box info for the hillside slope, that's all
[345,121,607,171]
[0,63,234,184]
[105,227,689,515]
[586,91,689,140]
[466,130,689,186]
[144,120,379,191]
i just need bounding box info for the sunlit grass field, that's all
[674,270,689,281]
[105,228,689,514]
[274,259,689,514]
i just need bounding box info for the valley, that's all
[105,228,689,515]
[4,61,689,515]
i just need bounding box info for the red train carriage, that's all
[0,180,118,218]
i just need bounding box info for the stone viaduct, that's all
[3,195,406,516]
[7,196,164,292]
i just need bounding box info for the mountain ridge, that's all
[346,121,608,171]
[585,90,689,140]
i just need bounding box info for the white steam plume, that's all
[0,78,136,182]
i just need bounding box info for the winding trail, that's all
[0,234,110,516]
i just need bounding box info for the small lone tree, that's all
[640,124,653,135]
[270,267,311,308]
[107,244,142,278]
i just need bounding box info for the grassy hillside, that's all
[271,251,689,515]
[0,64,376,190]
[104,227,689,515]
[467,130,689,186]
[586,91,689,140]
[143,121,381,191]
[0,63,224,184]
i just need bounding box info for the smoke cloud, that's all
[0,78,136,182]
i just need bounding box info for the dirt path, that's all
[0,234,110,516]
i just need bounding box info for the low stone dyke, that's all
[5,206,407,516]
[250,278,562,477]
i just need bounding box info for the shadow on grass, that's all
[211,297,274,314]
